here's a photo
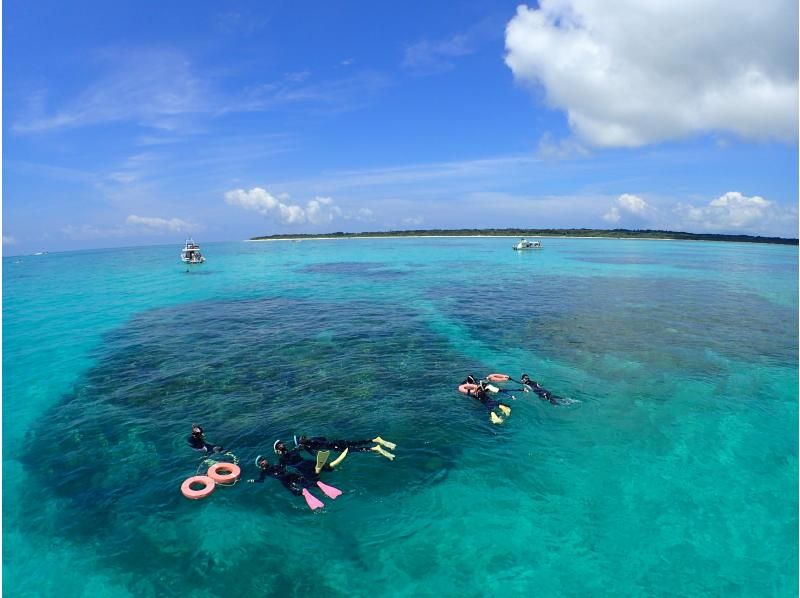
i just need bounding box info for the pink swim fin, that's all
[301,488,324,510]
[316,480,342,499]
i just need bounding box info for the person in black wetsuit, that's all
[295,435,396,459]
[520,374,560,405]
[247,455,341,510]
[274,440,335,477]
[465,381,512,424]
[187,424,224,453]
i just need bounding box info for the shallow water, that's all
[4,237,798,596]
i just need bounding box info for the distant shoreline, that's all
[249,228,798,245]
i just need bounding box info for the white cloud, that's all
[505,1,798,147]
[604,193,653,223]
[15,49,210,133]
[3,235,16,245]
[224,187,342,225]
[126,215,195,233]
[674,191,797,234]
[403,34,474,74]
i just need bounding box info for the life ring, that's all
[458,383,478,394]
[207,462,241,485]
[181,475,215,500]
[487,373,510,382]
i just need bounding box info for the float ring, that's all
[486,374,510,382]
[458,383,479,394]
[207,462,241,485]
[181,475,215,500]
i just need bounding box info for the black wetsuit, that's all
[298,436,374,454]
[468,387,510,411]
[253,464,311,496]
[187,430,222,453]
[277,448,332,479]
[522,379,559,404]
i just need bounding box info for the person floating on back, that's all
[247,455,342,510]
[187,423,224,453]
[294,435,396,464]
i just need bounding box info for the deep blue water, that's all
[3,237,798,596]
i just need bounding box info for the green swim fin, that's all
[490,412,504,424]
[329,447,349,468]
[315,450,331,474]
[498,405,511,416]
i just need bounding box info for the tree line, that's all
[251,228,798,245]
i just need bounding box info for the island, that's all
[251,228,798,245]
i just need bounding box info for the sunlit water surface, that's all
[4,237,797,596]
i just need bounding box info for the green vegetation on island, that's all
[252,228,798,245]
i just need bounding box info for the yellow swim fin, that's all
[490,412,504,424]
[315,450,331,474]
[371,445,395,460]
[373,436,396,450]
[498,405,511,416]
[329,447,349,468]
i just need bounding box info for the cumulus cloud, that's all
[505,1,798,147]
[224,187,342,225]
[3,235,16,245]
[126,215,195,233]
[674,191,797,234]
[603,193,655,224]
[604,193,653,223]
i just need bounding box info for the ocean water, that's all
[3,237,797,597]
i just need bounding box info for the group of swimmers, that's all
[186,370,565,508]
[188,425,397,510]
[459,372,565,424]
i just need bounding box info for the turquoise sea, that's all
[3,237,798,597]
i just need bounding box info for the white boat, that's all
[181,238,206,264]
[512,238,542,250]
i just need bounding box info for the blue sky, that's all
[4,0,798,255]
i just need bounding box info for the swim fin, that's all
[372,436,396,450]
[490,412,504,424]
[316,480,343,499]
[371,445,396,460]
[302,488,324,510]
[329,447,349,468]
[315,450,331,474]
[498,405,511,416]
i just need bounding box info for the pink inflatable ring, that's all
[458,383,478,394]
[207,462,241,485]
[181,475,215,500]
[486,374,510,382]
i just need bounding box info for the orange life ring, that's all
[181,475,215,500]
[458,383,478,394]
[207,462,241,485]
[487,373,510,382]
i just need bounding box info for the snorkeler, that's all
[464,381,512,424]
[294,435,396,462]
[520,374,561,405]
[273,440,343,476]
[247,455,342,510]
[187,424,224,453]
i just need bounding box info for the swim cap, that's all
[273,440,282,454]
[255,455,266,467]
